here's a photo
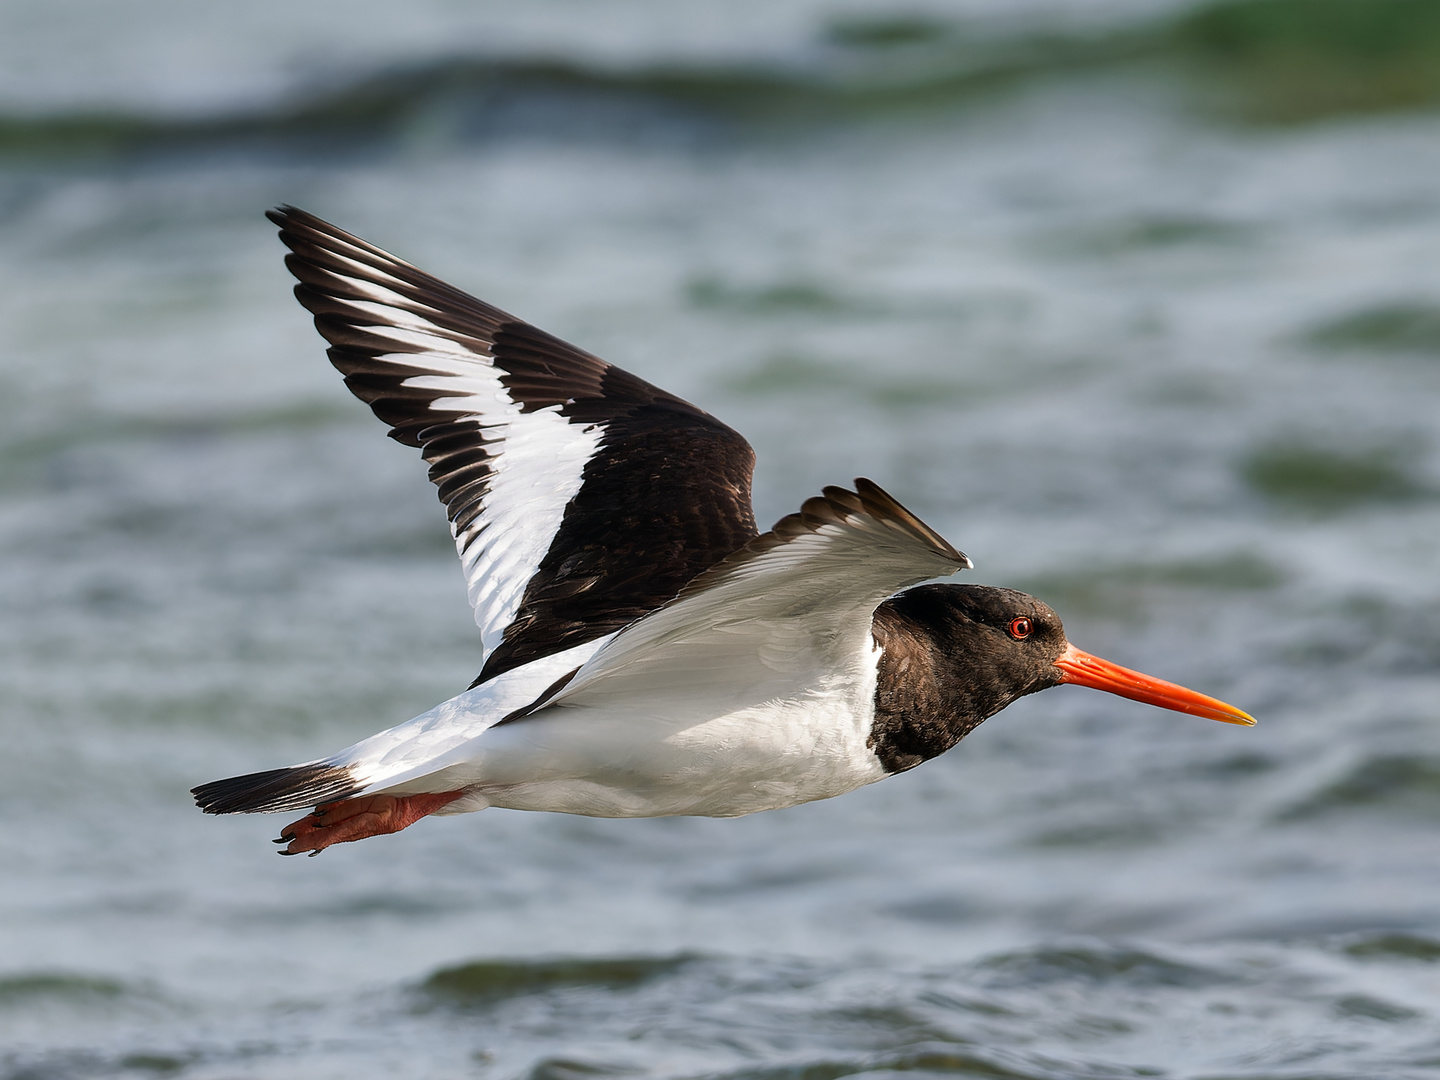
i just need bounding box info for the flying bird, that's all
[193,207,1254,856]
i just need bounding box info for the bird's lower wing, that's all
[536,479,972,713]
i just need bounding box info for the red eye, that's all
[1008,617,1033,640]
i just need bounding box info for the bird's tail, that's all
[191,762,362,815]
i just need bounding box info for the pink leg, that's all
[277,790,465,856]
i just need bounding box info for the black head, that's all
[878,584,1069,715]
[868,583,1253,774]
[924,584,1070,681]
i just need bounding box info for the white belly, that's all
[341,615,898,818]
[474,690,886,817]
[379,650,890,819]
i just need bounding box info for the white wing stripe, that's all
[399,374,490,393]
[393,356,489,378]
[314,256,607,659]
[318,247,415,292]
[325,274,422,310]
[457,408,604,652]
[362,325,473,352]
[428,394,495,413]
[345,299,453,331]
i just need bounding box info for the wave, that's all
[0,48,1108,161]
[4,0,1439,163]
[1278,754,1440,821]
[416,953,700,1007]
[1343,931,1440,962]
[703,1044,1060,1080]
[1238,442,1432,513]
[0,971,138,1009]
[1302,301,1440,355]
[975,943,1228,990]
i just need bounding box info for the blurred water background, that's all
[3,0,1440,1076]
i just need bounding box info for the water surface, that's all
[3,1,1440,1077]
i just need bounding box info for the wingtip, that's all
[849,477,969,568]
[267,205,341,242]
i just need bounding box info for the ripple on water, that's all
[698,1045,1066,1080]
[1342,932,1440,962]
[1276,754,1440,821]
[1015,551,1287,620]
[975,944,1229,992]
[0,972,132,1008]
[416,953,702,1009]
[1238,443,1432,514]
[4,943,1437,1079]
[1302,301,1440,356]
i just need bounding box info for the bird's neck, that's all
[867,600,1019,774]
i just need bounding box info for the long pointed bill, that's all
[1054,644,1255,726]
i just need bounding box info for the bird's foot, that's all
[276,790,465,856]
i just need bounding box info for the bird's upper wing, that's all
[270,207,759,684]
[535,479,972,713]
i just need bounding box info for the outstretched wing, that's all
[270,207,759,684]
[535,479,972,713]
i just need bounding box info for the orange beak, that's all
[1054,644,1255,726]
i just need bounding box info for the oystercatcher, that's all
[192,208,1253,856]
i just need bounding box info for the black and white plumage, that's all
[193,208,1253,856]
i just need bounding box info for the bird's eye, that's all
[1008,617,1033,640]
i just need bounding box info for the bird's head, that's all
[890,584,1255,726]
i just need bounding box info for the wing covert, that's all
[541,479,972,711]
